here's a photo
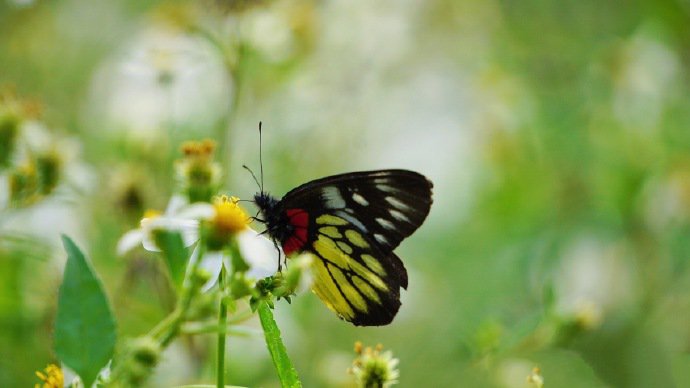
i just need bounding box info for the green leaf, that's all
[155,231,188,289]
[257,301,301,388]
[55,236,117,387]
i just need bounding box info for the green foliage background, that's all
[2,0,690,386]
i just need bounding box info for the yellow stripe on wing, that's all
[328,264,368,313]
[311,258,355,320]
[313,234,387,291]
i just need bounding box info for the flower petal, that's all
[199,250,225,292]
[141,217,200,251]
[141,233,162,252]
[177,202,215,220]
[116,229,145,256]
[165,194,189,215]
[237,229,280,279]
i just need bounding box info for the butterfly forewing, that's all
[283,170,433,251]
[258,169,433,326]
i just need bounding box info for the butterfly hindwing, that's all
[307,213,408,325]
[257,169,433,326]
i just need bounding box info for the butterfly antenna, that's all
[259,121,264,194]
[242,164,261,192]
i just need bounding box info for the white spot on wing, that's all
[385,196,410,211]
[352,192,369,206]
[370,171,391,183]
[334,210,368,232]
[390,209,411,223]
[374,233,388,245]
[376,218,395,230]
[376,184,396,193]
[322,186,346,209]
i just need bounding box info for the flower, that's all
[349,342,399,388]
[553,236,635,331]
[118,194,280,290]
[116,195,203,255]
[175,140,222,203]
[205,194,251,245]
[1,97,82,207]
[86,25,232,139]
[527,367,544,388]
[34,364,93,388]
[192,195,280,290]
[35,364,64,388]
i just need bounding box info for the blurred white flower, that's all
[526,367,544,388]
[642,170,690,233]
[86,26,232,138]
[0,176,7,209]
[496,358,537,388]
[612,28,679,133]
[243,6,297,63]
[553,237,636,329]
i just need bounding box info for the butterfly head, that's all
[253,191,292,241]
[253,191,279,217]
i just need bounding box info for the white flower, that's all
[188,196,280,290]
[116,195,204,255]
[118,194,280,290]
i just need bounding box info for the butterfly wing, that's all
[278,169,433,326]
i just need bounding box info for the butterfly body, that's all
[254,169,433,326]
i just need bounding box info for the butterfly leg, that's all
[271,238,284,272]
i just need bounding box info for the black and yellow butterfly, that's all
[254,169,433,326]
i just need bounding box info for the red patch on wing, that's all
[282,208,309,255]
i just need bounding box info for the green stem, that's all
[181,322,258,336]
[258,301,302,388]
[181,309,256,335]
[157,242,206,347]
[108,240,206,385]
[217,266,228,388]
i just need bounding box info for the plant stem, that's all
[258,301,302,388]
[156,242,206,347]
[181,322,258,336]
[108,241,206,385]
[217,266,228,388]
[181,308,255,335]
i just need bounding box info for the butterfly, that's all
[253,169,433,326]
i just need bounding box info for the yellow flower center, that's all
[140,209,162,229]
[143,209,162,219]
[212,195,249,234]
[35,364,64,388]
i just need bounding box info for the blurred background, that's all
[2,0,690,386]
